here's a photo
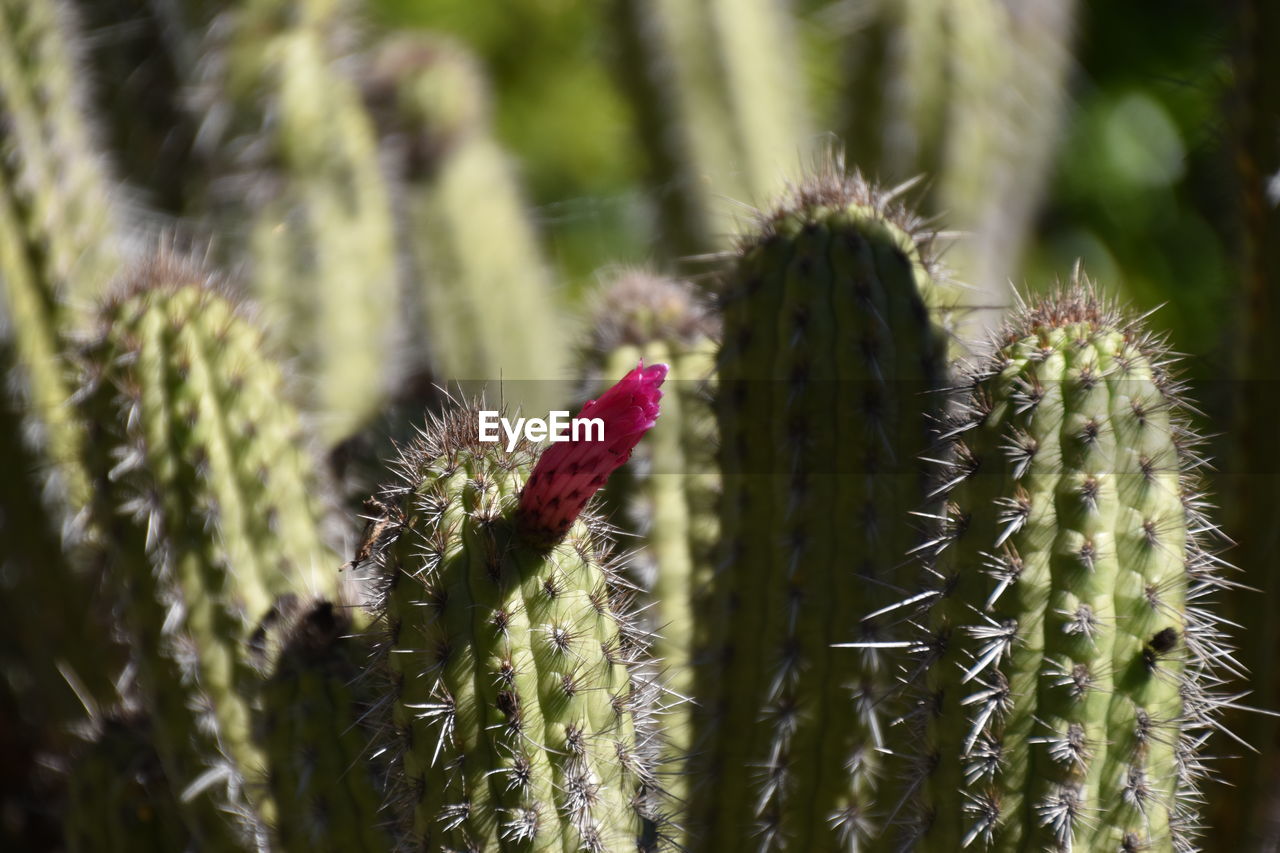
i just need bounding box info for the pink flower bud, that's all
[517,362,667,546]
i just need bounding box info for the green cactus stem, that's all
[359,393,663,851]
[363,34,569,418]
[896,279,1233,852]
[840,0,1077,333]
[611,0,812,257]
[65,712,191,853]
[691,168,950,850]
[77,261,340,848]
[581,270,718,813]
[252,596,389,853]
[0,0,126,727]
[187,1,399,444]
[0,0,124,305]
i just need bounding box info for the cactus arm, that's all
[254,598,389,853]
[694,170,949,849]
[363,35,568,415]
[78,268,340,846]
[906,282,1228,852]
[611,0,810,255]
[366,399,659,851]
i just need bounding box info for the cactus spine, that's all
[901,280,1229,851]
[362,404,657,851]
[252,597,389,853]
[364,35,568,417]
[692,170,949,849]
[78,264,338,847]
[582,271,718,810]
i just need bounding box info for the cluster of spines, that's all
[895,278,1234,852]
[76,261,338,848]
[581,269,720,824]
[251,595,390,853]
[356,404,662,851]
[692,168,950,850]
[361,34,568,419]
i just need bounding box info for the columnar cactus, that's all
[77,263,339,848]
[363,34,568,417]
[612,0,811,256]
[841,0,1077,331]
[899,279,1231,851]
[691,169,950,849]
[581,270,718,807]
[0,0,126,727]
[360,366,665,850]
[191,0,399,444]
[252,596,389,853]
[64,713,190,853]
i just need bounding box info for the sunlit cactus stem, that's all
[77,261,339,847]
[897,277,1234,852]
[362,34,568,418]
[692,166,950,850]
[361,366,666,850]
[581,270,718,817]
[611,0,812,256]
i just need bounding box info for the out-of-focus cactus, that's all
[898,280,1231,851]
[77,262,339,848]
[252,596,389,853]
[0,0,127,729]
[360,366,665,851]
[186,0,399,445]
[842,0,1077,332]
[691,168,950,849]
[363,34,568,418]
[581,270,718,811]
[612,0,812,256]
[64,713,191,853]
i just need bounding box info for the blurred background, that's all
[370,0,1237,375]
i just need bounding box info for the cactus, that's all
[611,0,812,256]
[896,279,1231,851]
[77,262,339,847]
[581,270,718,809]
[841,0,1077,331]
[65,712,191,853]
[252,596,389,853]
[359,366,665,850]
[691,167,950,849]
[0,0,127,725]
[363,34,569,418]
[184,0,398,444]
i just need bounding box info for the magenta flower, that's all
[517,362,667,546]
